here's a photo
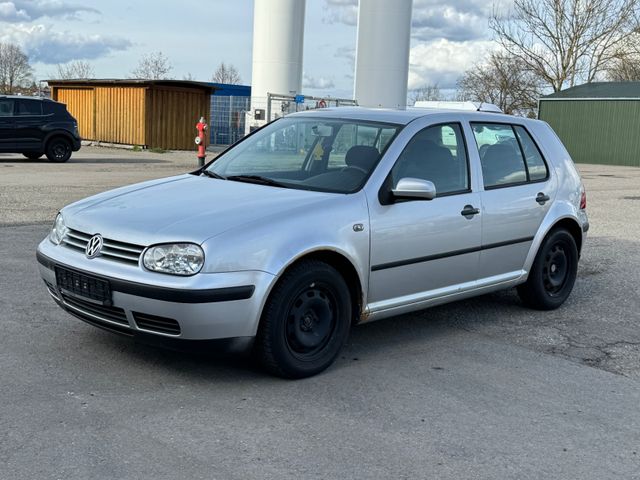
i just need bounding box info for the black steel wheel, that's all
[517,228,578,310]
[46,137,72,163]
[255,259,352,378]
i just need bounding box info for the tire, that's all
[517,228,578,310]
[45,137,72,163]
[254,260,352,378]
[23,152,43,160]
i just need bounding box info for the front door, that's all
[368,122,481,309]
[470,122,556,278]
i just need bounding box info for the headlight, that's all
[143,243,204,276]
[49,213,67,245]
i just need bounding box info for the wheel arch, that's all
[523,212,584,281]
[44,131,74,148]
[550,217,583,254]
[263,249,365,326]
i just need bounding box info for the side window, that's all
[0,99,15,117]
[472,123,527,188]
[391,123,469,196]
[514,125,548,181]
[16,100,43,116]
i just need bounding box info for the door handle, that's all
[536,192,550,205]
[461,205,480,218]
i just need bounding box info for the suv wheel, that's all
[46,137,72,163]
[254,260,352,378]
[517,228,578,310]
[23,152,43,160]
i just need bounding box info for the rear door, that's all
[0,98,16,151]
[14,99,44,150]
[471,122,556,279]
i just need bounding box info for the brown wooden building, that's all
[47,79,215,150]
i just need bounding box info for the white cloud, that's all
[303,73,335,90]
[0,23,131,64]
[0,0,98,22]
[408,39,495,89]
[0,2,29,21]
[322,0,357,25]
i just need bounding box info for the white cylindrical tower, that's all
[248,0,306,130]
[354,0,413,109]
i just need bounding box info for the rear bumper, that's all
[71,137,81,151]
[37,241,275,340]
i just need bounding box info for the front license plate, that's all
[55,266,112,305]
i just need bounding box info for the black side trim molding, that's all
[37,251,255,303]
[371,236,535,272]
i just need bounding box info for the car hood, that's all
[63,174,338,245]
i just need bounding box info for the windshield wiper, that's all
[201,170,226,180]
[225,175,290,188]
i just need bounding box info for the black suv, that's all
[0,95,81,162]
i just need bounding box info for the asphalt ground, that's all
[1,149,639,479]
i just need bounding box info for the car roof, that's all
[288,106,523,126]
[0,95,53,102]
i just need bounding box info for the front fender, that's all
[200,191,371,291]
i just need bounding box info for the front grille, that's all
[133,312,181,336]
[61,293,129,326]
[62,228,145,266]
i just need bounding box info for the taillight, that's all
[580,189,587,210]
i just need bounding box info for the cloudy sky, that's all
[0,0,506,97]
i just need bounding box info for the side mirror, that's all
[391,177,437,201]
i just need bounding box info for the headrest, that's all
[345,145,380,172]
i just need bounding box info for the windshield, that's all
[206,117,401,193]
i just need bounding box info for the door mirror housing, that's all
[391,177,437,201]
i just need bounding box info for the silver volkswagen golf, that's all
[37,107,588,378]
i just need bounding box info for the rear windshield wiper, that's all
[225,175,290,188]
[201,170,226,180]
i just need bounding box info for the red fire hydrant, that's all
[195,116,208,166]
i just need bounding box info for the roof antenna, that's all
[477,102,483,112]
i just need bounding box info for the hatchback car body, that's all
[37,107,588,377]
[0,95,81,162]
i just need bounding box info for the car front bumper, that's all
[36,239,275,340]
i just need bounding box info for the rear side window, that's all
[0,99,15,116]
[472,123,548,188]
[16,100,43,116]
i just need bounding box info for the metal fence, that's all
[210,95,250,146]
[210,93,359,146]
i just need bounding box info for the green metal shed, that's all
[538,82,640,167]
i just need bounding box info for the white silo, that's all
[354,0,413,109]
[248,0,306,130]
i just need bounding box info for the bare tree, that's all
[131,51,172,80]
[55,60,94,80]
[408,84,442,104]
[0,42,33,94]
[182,72,196,81]
[490,0,640,92]
[211,62,242,84]
[609,34,640,80]
[457,52,543,116]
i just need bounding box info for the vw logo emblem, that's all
[85,234,103,259]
